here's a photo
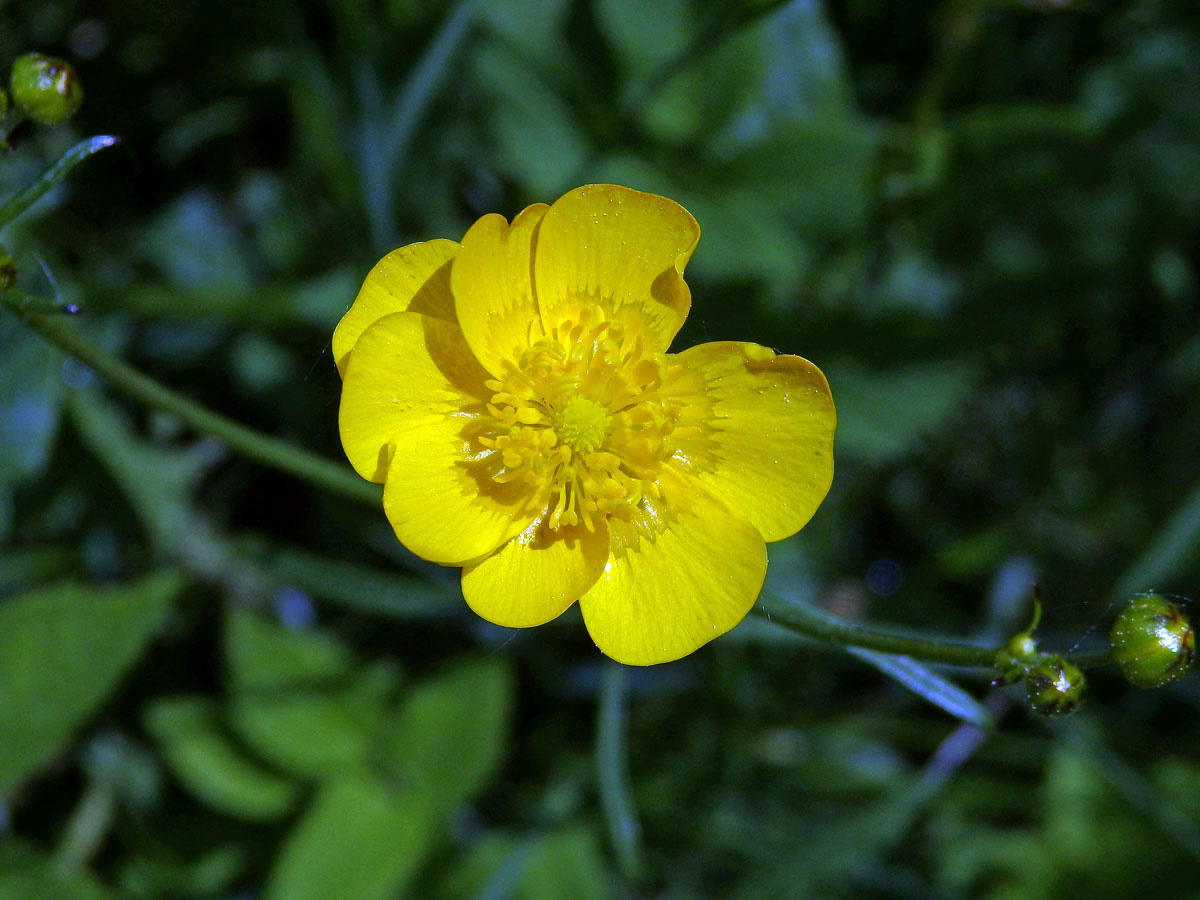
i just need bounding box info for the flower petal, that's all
[452,204,549,377]
[382,423,542,565]
[332,239,458,376]
[534,184,699,352]
[340,312,541,563]
[461,516,610,627]
[577,471,766,666]
[669,342,836,542]
[339,310,491,482]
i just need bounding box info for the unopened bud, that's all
[10,53,83,124]
[1025,656,1084,716]
[1110,593,1194,688]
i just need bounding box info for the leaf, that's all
[248,542,458,620]
[0,571,179,796]
[144,696,299,822]
[225,607,355,692]
[265,775,438,900]
[382,658,513,814]
[0,328,67,541]
[846,647,995,729]
[824,357,979,465]
[230,663,400,780]
[69,390,218,552]
[0,843,117,900]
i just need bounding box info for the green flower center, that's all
[554,396,611,454]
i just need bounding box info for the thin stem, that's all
[596,661,643,884]
[758,591,1113,671]
[0,135,120,229]
[5,305,380,508]
[0,298,1119,675]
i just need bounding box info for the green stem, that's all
[596,662,643,884]
[0,299,1119,675]
[6,305,380,508]
[0,135,120,229]
[758,592,1113,671]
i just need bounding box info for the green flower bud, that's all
[0,248,15,290]
[1109,593,1194,688]
[0,86,9,118]
[1025,656,1085,716]
[10,53,83,124]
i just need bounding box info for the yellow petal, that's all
[332,239,458,376]
[339,311,490,483]
[383,424,542,565]
[533,184,699,352]
[461,516,610,627]
[668,342,835,542]
[577,471,766,666]
[452,204,549,377]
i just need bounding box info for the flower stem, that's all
[0,299,1120,674]
[758,591,1113,671]
[0,135,120,229]
[5,305,380,508]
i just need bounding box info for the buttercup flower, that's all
[334,185,835,665]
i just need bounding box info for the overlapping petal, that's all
[339,310,490,483]
[668,342,836,542]
[452,204,549,377]
[577,470,766,665]
[332,239,458,375]
[533,184,699,352]
[462,517,610,628]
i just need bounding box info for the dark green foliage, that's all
[1,0,1199,897]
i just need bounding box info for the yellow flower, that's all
[334,184,836,665]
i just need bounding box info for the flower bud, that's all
[1109,593,1194,688]
[10,53,83,124]
[1025,656,1085,716]
[0,86,9,118]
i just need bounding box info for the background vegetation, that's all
[2,0,1199,897]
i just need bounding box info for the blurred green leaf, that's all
[382,658,513,813]
[825,357,979,465]
[0,571,179,796]
[70,390,219,552]
[230,662,400,780]
[0,844,116,900]
[225,607,355,692]
[441,827,616,900]
[474,45,590,198]
[138,190,253,297]
[265,774,437,900]
[144,696,299,822]
[0,328,66,540]
[246,541,458,619]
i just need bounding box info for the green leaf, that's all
[382,658,513,814]
[474,45,590,198]
[0,571,179,796]
[230,663,400,779]
[519,827,616,900]
[824,357,979,465]
[69,390,218,552]
[246,541,457,620]
[0,843,116,900]
[265,775,438,900]
[225,607,355,692]
[847,648,995,729]
[0,328,67,541]
[144,696,299,822]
